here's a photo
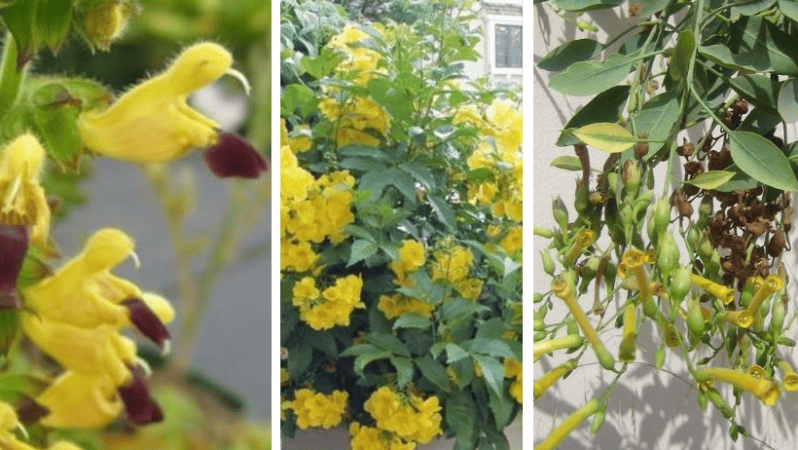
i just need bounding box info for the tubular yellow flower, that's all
[563,229,595,265]
[36,371,122,429]
[622,249,657,317]
[77,42,266,178]
[776,360,798,392]
[747,274,784,315]
[551,278,614,369]
[747,365,766,379]
[695,367,780,406]
[533,334,584,360]
[659,317,680,347]
[23,228,173,351]
[534,360,576,400]
[0,134,51,245]
[691,274,734,305]
[722,310,753,328]
[535,399,600,450]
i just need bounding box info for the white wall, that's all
[533,3,798,449]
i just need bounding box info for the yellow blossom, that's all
[500,226,522,253]
[0,134,51,244]
[36,371,123,429]
[398,239,425,272]
[291,388,348,429]
[350,422,416,450]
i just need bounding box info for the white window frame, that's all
[484,13,523,77]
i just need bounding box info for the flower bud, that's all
[657,232,680,278]
[654,345,666,369]
[541,250,555,276]
[566,318,579,336]
[81,1,132,51]
[552,197,569,232]
[606,172,619,192]
[654,197,671,239]
[574,180,589,214]
[622,160,641,199]
[534,227,555,239]
[697,391,708,410]
[687,298,705,336]
[706,388,734,418]
[534,292,544,303]
[590,409,606,435]
[670,267,693,305]
[770,296,786,336]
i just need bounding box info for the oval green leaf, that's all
[669,30,695,82]
[684,171,736,190]
[572,122,636,153]
[550,155,582,171]
[728,131,798,191]
[778,79,798,123]
[537,38,602,72]
[549,53,633,97]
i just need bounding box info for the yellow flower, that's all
[0,134,51,244]
[36,371,123,429]
[398,239,425,272]
[291,389,348,429]
[350,422,416,450]
[377,294,434,319]
[23,228,173,351]
[500,226,523,253]
[77,42,266,178]
[364,386,442,444]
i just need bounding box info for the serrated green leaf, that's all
[473,354,505,396]
[684,171,736,190]
[30,83,81,165]
[428,194,456,229]
[549,53,633,97]
[348,240,378,267]
[393,313,431,330]
[729,131,798,191]
[391,357,414,387]
[415,355,451,392]
[487,385,514,429]
[470,338,514,358]
[34,0,72,52]
[572,122,636,153]
[537,38,602,71]
[444,343,469,363]
[550,155,582,171]
[365,332,411,357]
[399,161,436,189]
[339,156,388,172]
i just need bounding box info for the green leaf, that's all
[470,338,514,358]
[30,83,82,165]
[0,372,49,403]
[629,92,680,157]
[33,0,73,53]
[393,313,431,330]
[556,85,630,147]
[473,354,505,396]
[684,171,737,190]
[537,38,602,71]
[701,16,798,75]
[476,318,508,340]
[281,83,316,117]
[669,30,695,82]
[0,32,22,122]
[0,310,18,356]
[466,167,495,183]
[446,392,476,448]
[415,356,451,392]
[391,357,415,388]
[550,155,582,171]
[354,350,392,375]
[338,144,390,161]
[728,74,782,111]
[339,156,388,172]
[300,48,341,79]
[639,0,671,17]
[287,339,313,378]
[428,194,456,229]
[444,343,470,363]
[487,385,514,429]
[781,0,798,23]
[728,131,798,191]
[399,161,436,189]
[365,332,411,357]
[553,0,624,12]
[550,53,633,97]
[340,343,382,358]
[731,0,775,16]
[778,79,798,123]
[572,122,636,153]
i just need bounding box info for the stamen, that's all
[135,357,152,378]
[225,68,251,96]
[161,339,171,356]
[16,422,28,440]
[130,250,141,269]
[3,176,21,209]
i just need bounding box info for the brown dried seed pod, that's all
[746,221,768,239]
[635,141,649,158]
[732,98,749,115]
[677,142,695,158]
[768,229,786,258]
[684,161,704,177]
[671,190,694,218]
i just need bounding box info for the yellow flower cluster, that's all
[280,120,315,205]
[288,388,348,429]
[326,24,385,86]
[504,358,523,404]
[319,96,392,148]
[378,294,434,319]
[0,401,82,450]
[427,244,483,300]
[292,275,365,330]
[390,239,426,284]
[364,386,442,444]
[460,100,523,243]
[350,422,416,450]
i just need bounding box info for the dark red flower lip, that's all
[122,297,171,353]
[0,224,29,308]
[204,131,268,179]
[118,366,163,425]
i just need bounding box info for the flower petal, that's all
[0,224,28,301]
[203,132,268,179]
[117,366,163,425]
[122,297,170,351]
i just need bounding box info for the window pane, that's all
[495,24,522,68]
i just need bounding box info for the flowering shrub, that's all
[536,0,798,448]
[280,1,522,448]
[0,1,267,449]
